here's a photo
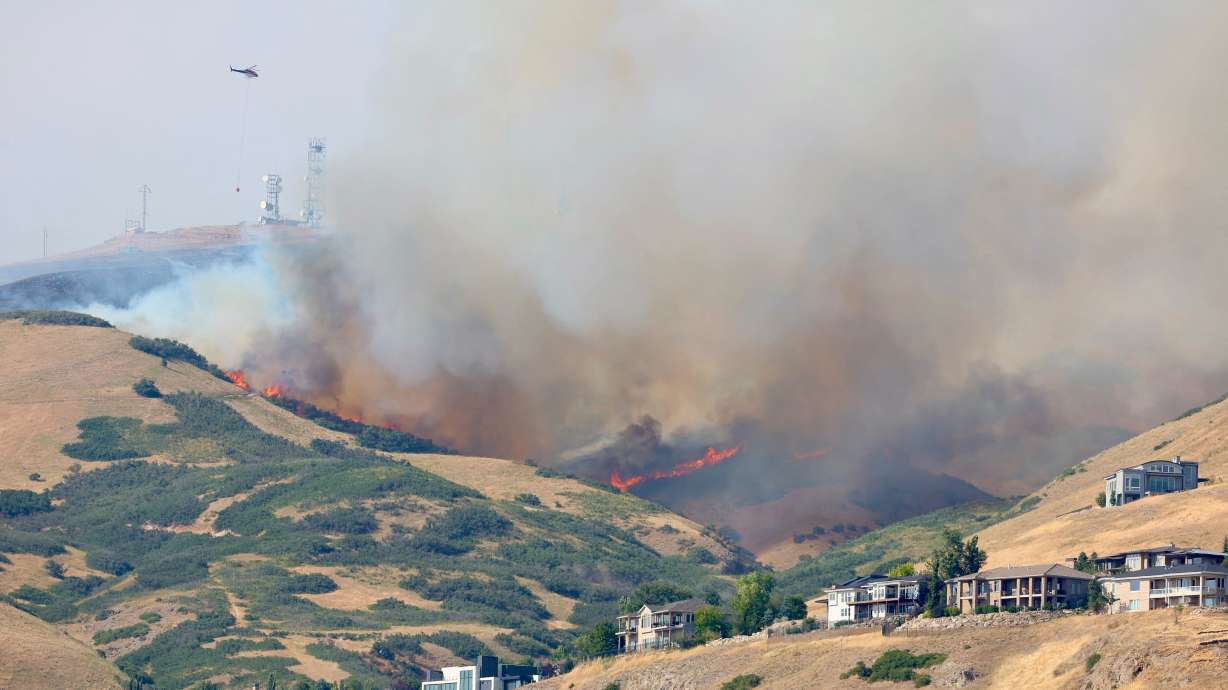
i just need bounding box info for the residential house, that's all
[1065,544,1226,574]
[615,598,704,653]
[1103,456,1200,507]
[1107,562,1228,614]
[421,655,539,690]
[944,564,1093,614]
[825,574,924,626]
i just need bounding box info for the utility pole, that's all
[42,227,47,258]
[138,184,152,232]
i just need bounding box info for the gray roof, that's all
[1109,563,1228,580]
[832,574,923,590]
[647,598,706,614]
[950,563,1094,582]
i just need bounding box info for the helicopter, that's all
[229,64,259,78]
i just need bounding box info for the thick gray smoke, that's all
[97,2,1228,551]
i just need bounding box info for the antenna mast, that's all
[300,138,326,227]
[137,184,152,232]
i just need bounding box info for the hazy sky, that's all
[0,0,394,263]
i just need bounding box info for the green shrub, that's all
[133,378,162,398]
[0,527,66,556]
[0,310,112,327]
[514,493,542,506]
[0,489,52,517]
[844,649,947,683]
[139,611,162,624]
[356,426,452,455]
[303,506,378,534]
[974,604,999,614]
[93,623,150,645]
[128,336,229,380]
[280,573,339,594]
[720,675,763,690]
[61,417,149,461]
[1085,653,1101,672]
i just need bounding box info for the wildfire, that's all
[262,384,285,398]
[609,444,742,492]
[792,447,831,461]
[224,370,251,391]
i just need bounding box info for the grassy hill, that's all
[0,601,126,689]
[971,392,1228,566]
[535,607,1228,689]
[0,316,746,689]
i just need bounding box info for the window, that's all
[1130,580,1140,592]
[1129,600,1140,611]
[459,669,473,690]
[1127,477,1141,490]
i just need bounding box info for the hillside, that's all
[0,601,126,689]
[536,608,1228,689]
[0,316,743,689]
[971,393,1228,566]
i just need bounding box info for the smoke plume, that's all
[94,2,1228,552]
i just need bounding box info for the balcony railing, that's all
[1149,586,1206,597]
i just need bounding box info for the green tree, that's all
[1095,492,1106,507]
[619,581,694,613]
[1222,535,1227,555]
[1074,552,1096,574]
[732,572,775,634]
[887,562,916,577]
[694,604,731,641]
[924,529,987,616]
[575,621,617,658]
[703,587,722,606]
[1087,577,1114,613]
[781,595,807,621]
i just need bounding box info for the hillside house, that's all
[1107,563,1228,613]
[826,574,924,626]
[421,655,539,690]
[1103,456,1200,507]
[944,564,1093,614]
[615,598,704,653]
[1065,544,1226,574]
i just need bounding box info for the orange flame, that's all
[792,447,830,461]
[609,444,742,492]
[262,384,285,398]
[224,369,251,391]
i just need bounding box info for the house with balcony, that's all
[1103,456,1201,507]
[421,655,539,690]
[1065,544,1226,574]
[1107,562,1228,613]
[825,574,924,626]
[615,598,704,653]
[944,564,1093,614]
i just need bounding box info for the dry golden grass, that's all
[536,608,1228,689]
[515,576,577,629]
[224,394,352,446]
[975,396,1228,567]
[235,634,347,683]
[0,320,237,488]
[0,603,126,690]
[290,565,443,611]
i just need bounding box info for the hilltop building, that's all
[1103,456,1201,507]
[615,598,704,652]
[944,564,1093,614]
[825,574,924,626]
[421,655,539,690]
[1107,562,1228,613]
[1065,544,1226,574]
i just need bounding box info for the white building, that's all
[826,574,923,626]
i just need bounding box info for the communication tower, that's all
[137,184,152,232]
[300,138,326,227]
[259,174,283,224]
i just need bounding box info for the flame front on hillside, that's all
[609,444,742,492]
[224,369,250,391]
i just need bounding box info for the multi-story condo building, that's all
[825,574,924,626]
[944,564,1092,614]
[615,598,704,653]
[1103,456,1200,507]
[422,655,539,690]
[1107,562,1228,613]
[1066,544,1226,574]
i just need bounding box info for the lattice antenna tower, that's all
[300,138,326,227]
[259,174,283,224]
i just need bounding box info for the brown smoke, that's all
[103,2,1228,550]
